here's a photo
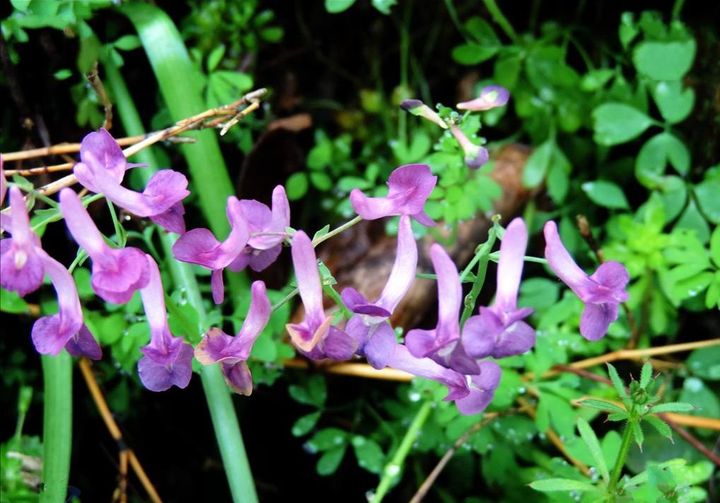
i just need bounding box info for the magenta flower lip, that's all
[350,164,437,226]
[194,281,271,395]
[60,188,150,304]
[1,187,45,296]
[137,254,193,391]
[543,220,629,341]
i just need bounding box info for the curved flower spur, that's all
[543,220,630,341]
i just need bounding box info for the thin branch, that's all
[87,62,113,131]
[660,414,720,466]
[410,414,498,503]
[283,358,413,382]
[4,89,267,198]
[78,359,163,503]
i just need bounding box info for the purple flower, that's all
[0,187,45,296]
[172,196,250,304]
[400,99,448,129]
[73,129,188,233]
[543,221,629,341]
[405,244,480,375]
[0,156,7,231]
[454,361,502,415]
[286,231,357,360]
[227,185,290,273]
[449,125,489,169]
[59,188,149,304]
[194,281,271,395]
[456,85,510,111]
[342,215,417,368]
[31,251,101,359]
[350,164,437,226]
[463,218,536,359]
[137,254,193,391]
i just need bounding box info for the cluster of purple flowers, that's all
[0,86,629,413]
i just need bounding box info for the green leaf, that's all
[351,436,384,474]
[316,445,346,475]
[451,43,498,65]
[53,68,72,80]
[309,172,332,192]
[582,180,630,209]
[635,133,690,187]
[607,364,628,399]
[676,199,711,244]
[325,0,356,13]
[288,375,327,407]
[465,17,499,47]
[687,346,720,380]
[649,402,695,414]
[522,140,554,188]
[651,81,694,124]
[113,34,141,51]
[578,399,627,415]
[633,40,696,80]
[529,478,598,492]
[577,418,609,482]
[371,0,396,14]
[679,378,720,419]
[695,178,720,224]
[631,420,644,449]
[292,411,321,437]
[10,0,32,11]
[619,12,638,49]
[640,362,653,389]
[643,415,672,441]
[286,172,309,200]
[592,103,654,146]
[0,288,30,314]
[711,227,720,267]
[260,26,284,43]
[308,428,347,452]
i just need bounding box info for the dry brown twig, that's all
[1,89,267,199]
[78,358,163,503]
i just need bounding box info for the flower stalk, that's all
[40,352,73,503]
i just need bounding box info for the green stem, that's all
[607,420,634,497]
[312,215,362,246]
[460,228,498,325]
[104,55,258,503]
[482,0,519,42]
[40,352,72,503]
[371,401,433,503]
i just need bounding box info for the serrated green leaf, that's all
[633,40,696,80]
[643,415,672,441]
[631,420,644,449]
[640,362,653,389]
[577,418,609,482]
[529,478,599,492]
[582,180,630,209]
[636,133,690,187]
[578,399,627,415]
[607,364,628,399]
[593,103,653,146]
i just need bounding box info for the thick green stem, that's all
[371,401,433,503]
[104,55,258,503]
[607,420,634,497]
[40,352,73,503]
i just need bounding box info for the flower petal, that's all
[456,85,510,111]
[454,361,502,415]
[580,302,618,341]
[65,324,102,360]
[495,218,527,311]
[430,244,461,346]
[543,220,595,298]
[376,215,417,313]
[364,322,396,369]
[291,231,325,327]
